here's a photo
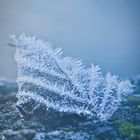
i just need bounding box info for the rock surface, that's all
[0,78,140,140]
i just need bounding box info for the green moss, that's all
[119,122,140,139]
[127,96,140,106]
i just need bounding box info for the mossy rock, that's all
[137,105,140,109]
[126,96,140,106]
[119,122,140,139]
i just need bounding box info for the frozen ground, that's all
[0,78,140,140]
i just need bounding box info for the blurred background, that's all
[0,0,140,80]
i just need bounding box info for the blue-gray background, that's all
[0,0,140,80]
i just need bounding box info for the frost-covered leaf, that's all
[11,34,134,121]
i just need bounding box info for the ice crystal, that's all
[11,34,133,121]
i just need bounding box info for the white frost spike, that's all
[11,35,134,121]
